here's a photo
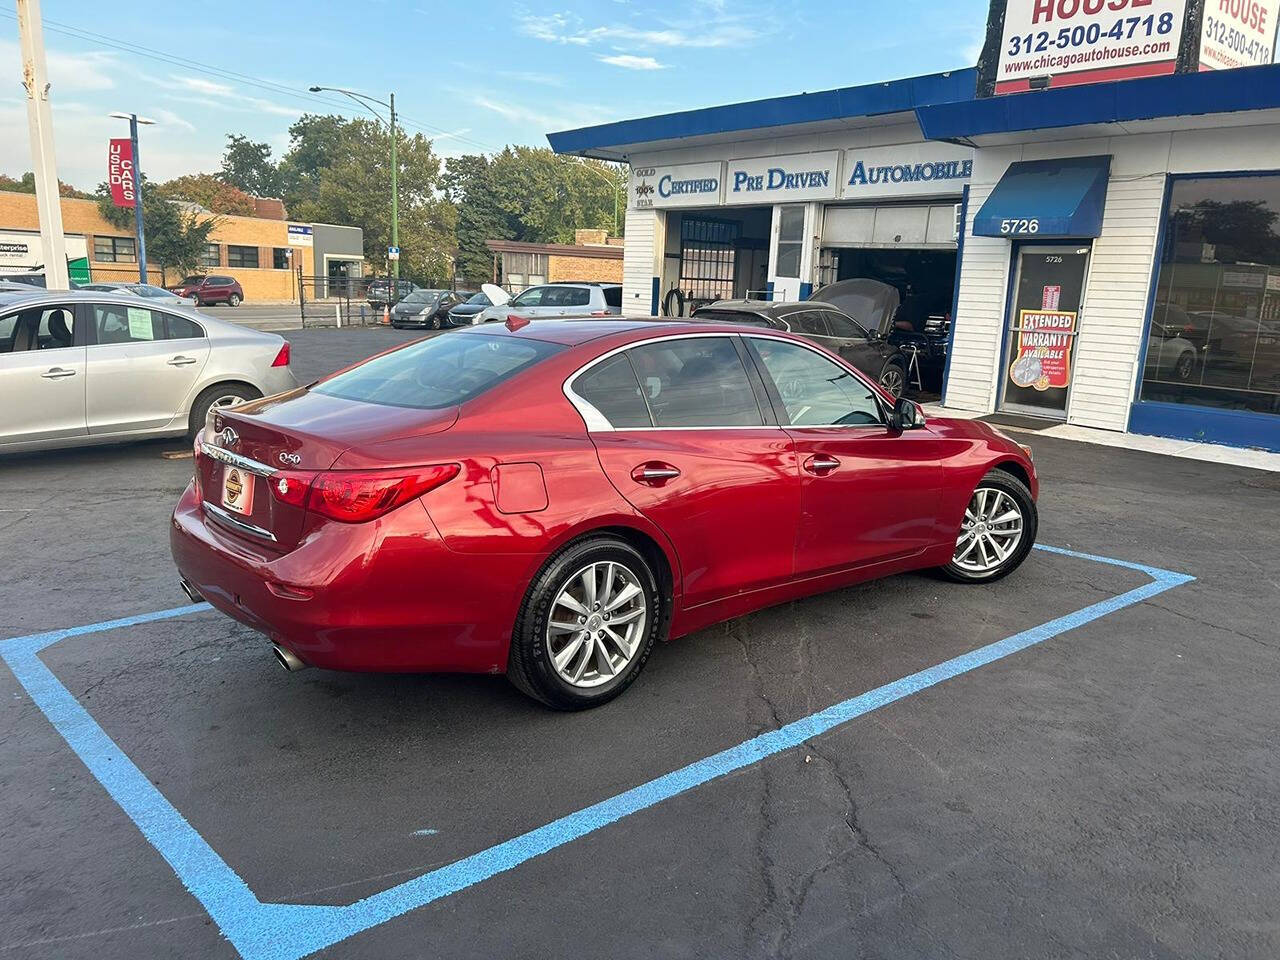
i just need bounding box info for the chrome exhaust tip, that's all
[179,577,203,603]
[272,644,309,672]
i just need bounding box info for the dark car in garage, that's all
[691,299,914,397]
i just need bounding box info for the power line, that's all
[0,11,502,153]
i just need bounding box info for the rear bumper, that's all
[169,482,512,673]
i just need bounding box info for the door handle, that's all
[168,355,198,366]
[630,462,681,486]
[803,455,841,476]
[40,367,76,380]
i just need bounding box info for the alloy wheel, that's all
[952,487,1024,574]
[879,365,905,397]
[546,560,648,689]
[211,394,246,410]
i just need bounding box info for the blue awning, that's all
[973,155,1111,239]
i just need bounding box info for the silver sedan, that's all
[0,289,297,454]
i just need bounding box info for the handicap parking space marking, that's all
[1,546,1194,960]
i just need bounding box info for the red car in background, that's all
[171,274,244,307]
[171,320,1038,709]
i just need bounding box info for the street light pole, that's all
[16,0,70,290]
[109,112,154,284]
[389,92,398,283]
[309,85,399,282]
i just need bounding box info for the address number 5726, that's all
[1000,218,1040,235]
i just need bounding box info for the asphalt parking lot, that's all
[2,325,1278,960]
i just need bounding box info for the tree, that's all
[156,173,256,216]
[1177,199,1280,265]
[94,177,218,284]
[218,135,280,197]
[0,171,92,199]
[445,148,624,283]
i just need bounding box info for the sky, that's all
[0,0,990,191]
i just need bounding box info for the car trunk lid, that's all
[197,389,458,550]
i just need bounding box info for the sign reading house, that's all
[724,152,840,205]
[630,162,725,209]
[840,143,974,200]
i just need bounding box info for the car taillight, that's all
[268,470,316,508]
[278,464,460,523]
[271,341,291,367]
[192,431,203,499]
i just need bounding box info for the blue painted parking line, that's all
[1,546,1194,960]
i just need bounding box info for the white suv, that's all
[472,283,622,324]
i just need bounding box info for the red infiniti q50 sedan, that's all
[171,320,1038,709]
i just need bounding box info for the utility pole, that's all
[389,92,399,283]
[16,0,69,289]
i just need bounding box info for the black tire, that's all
[939,470,1038,583]
[508,536,664,710]
[1174,351,1195,381]
[229,293,242,306]
[878,360,907,398]
[187,383,261,441]
[190,296,202,307]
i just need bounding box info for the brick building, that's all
[0,191,363,302]
[485,229,623,291]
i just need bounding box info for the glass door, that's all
[1000,244,1091,418]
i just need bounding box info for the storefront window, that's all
[1138,176,1280,416]
[776,206,804,278]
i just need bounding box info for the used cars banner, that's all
[107,138,136,208]
[994,0,1187,94]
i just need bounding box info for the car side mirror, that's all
[891,396,926,432]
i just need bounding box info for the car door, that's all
[821,309,893,380]
[85,302,210,434]
[0,302,87,445]
[743,334,947,575]
[507,286,546,319]
[570,334,800,608]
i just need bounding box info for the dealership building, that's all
[549,7,1280,453]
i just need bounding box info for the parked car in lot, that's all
[471,282,622,324]
[390,289,470,329]
[170,275,245,307]
[366,278,418,309]
[0,289,295,454]
[692,299,914,397]
[80,282,196,306]
[447,289,499,326]
[171,319,1038,710]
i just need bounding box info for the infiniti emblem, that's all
[219,427,239,449]
[278,451,302,466]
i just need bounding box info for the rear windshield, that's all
[313,333,563,410]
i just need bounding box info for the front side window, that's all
[750,337,883,427]
[1138,175,1280,417]
[510,287,545,308]
[573,353,651,428]
[625,337,763,428]
[314,333,563,410]
[92,303,162,344]
[227,246,258,269]
[93,236,136,263]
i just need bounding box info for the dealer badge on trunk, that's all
[221,466,254,516]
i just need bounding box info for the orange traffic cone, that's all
[382,304,390,325]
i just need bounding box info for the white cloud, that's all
[519,10,760,48]
[467,93,615,133]
[0,40,120,93]
[167,74,235,97]
[597,54,666,70]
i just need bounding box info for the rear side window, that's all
[823,310,868,339]
[314,333,563,410]
[603,286,621,308]
[787,311,829,337]
[626,337,763,428]
[573,354,651,428]
[165,314,204,340]
[546,287,590,307]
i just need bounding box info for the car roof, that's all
[452,316,795,347]
[0,287,275,337]
[695,299,838,318]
